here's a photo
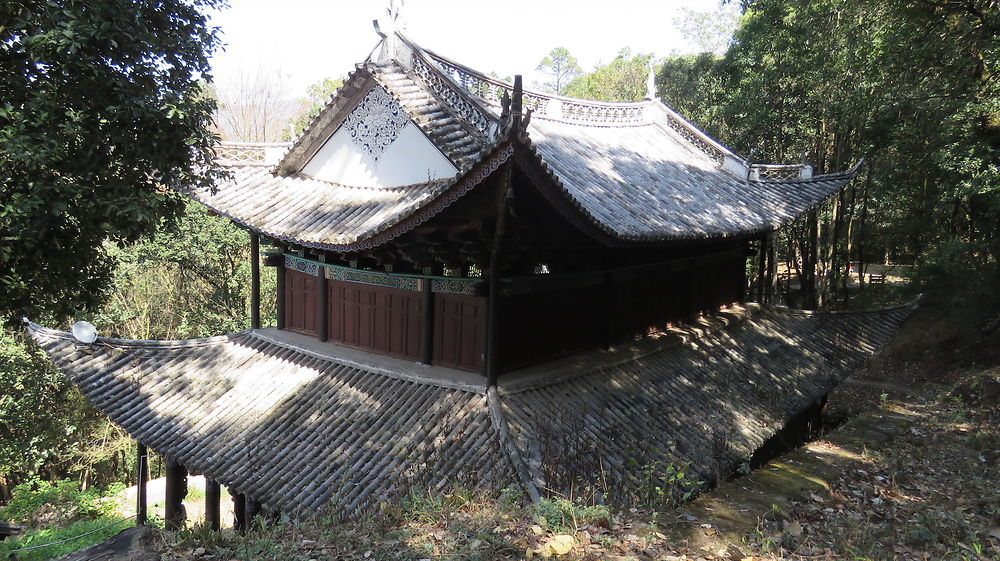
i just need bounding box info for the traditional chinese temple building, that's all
[28,25,912,525]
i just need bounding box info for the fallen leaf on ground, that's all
[536,534,575,557]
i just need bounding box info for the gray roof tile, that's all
[28,303,911,517]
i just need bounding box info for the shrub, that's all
[0,477,121,527]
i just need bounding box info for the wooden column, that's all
[420,279,434,364]
[318,271,329,342]
[485,77,521,386]
[766,232,778,304]
[246,497,262,527]
[205,479,221,531]
[232,492,246,533]
[601,271,613,350]
[756,236,768,302]
[250,234,261,329]
[135,444,148,526]
[276,257,286,330]
[164,460,187,531]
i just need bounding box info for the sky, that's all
[207,0,732,98]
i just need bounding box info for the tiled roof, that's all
[416,43,858,241]
[370,60,489,170]
[190,143,513,252]
[202,38,857,248]
[523,115,856,240]
[27,326,514,519]
[186,165,452,250]
[28,303,912,517]
[500,304,913,499]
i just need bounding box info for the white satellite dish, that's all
[71,321,98,344]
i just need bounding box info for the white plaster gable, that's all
[301,85,457,187]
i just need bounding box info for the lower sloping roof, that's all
[499,304,912,501]
[27,303,911,517]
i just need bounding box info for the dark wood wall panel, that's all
[327,280,423,361]
[499,250,746,373]
[284,269,320,336]
[433,294,485,372]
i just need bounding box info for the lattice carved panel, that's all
[345,86,410,162]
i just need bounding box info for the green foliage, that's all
[0,517,131,561]
[532,498,609,534]
[0,330,106,484]
[535,47,582,95]
[634,453,699,508]
[564,49,653,102]
[0,0,224,323]
[285,77,344,140]
[673,5,742,55]
[89,201,276,339]
[657,53,727,138]
[658,0,1000,307]
[0,477,122,526]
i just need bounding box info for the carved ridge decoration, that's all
[425,53,645,125]
[659,113,726,165]
[345,86,410,162]
[411,55,492,135]
[752,164,804,181]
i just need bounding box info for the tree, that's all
[536,47,582,95]
[90,201,276,340]
[685,0,1000,308]
[673,4,741,55]
[285,76,344,141]
[564,49,653,102]
[216,63,298,142]
[0,329,109,499]
[0,0,224,324]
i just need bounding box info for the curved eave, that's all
[512,134,859,245]
[190,142,513,253]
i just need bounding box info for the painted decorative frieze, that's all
[345,86,410,162]
[284,255,321,277]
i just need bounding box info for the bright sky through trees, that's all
[208,0,732,97]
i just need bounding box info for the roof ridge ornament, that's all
[645,58,658,101]
[373,0,406,37]
[373,0,407,62]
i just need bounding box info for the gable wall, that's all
[300,85,457,187]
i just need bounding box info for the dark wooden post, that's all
[205,479,221,531]
[276,256,286,330]
[246,497,262,528]
[756,236,767,302]
[766,232,778,304]
[601,271,613,350]
[164,460,187,531]
[420,279,434,364]
[318,271,329,342]
[251,233,261,329]
[485,79,522,385]
[136,444,148,526]
[232,492,246,533]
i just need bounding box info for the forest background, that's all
[0,0,997,554]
